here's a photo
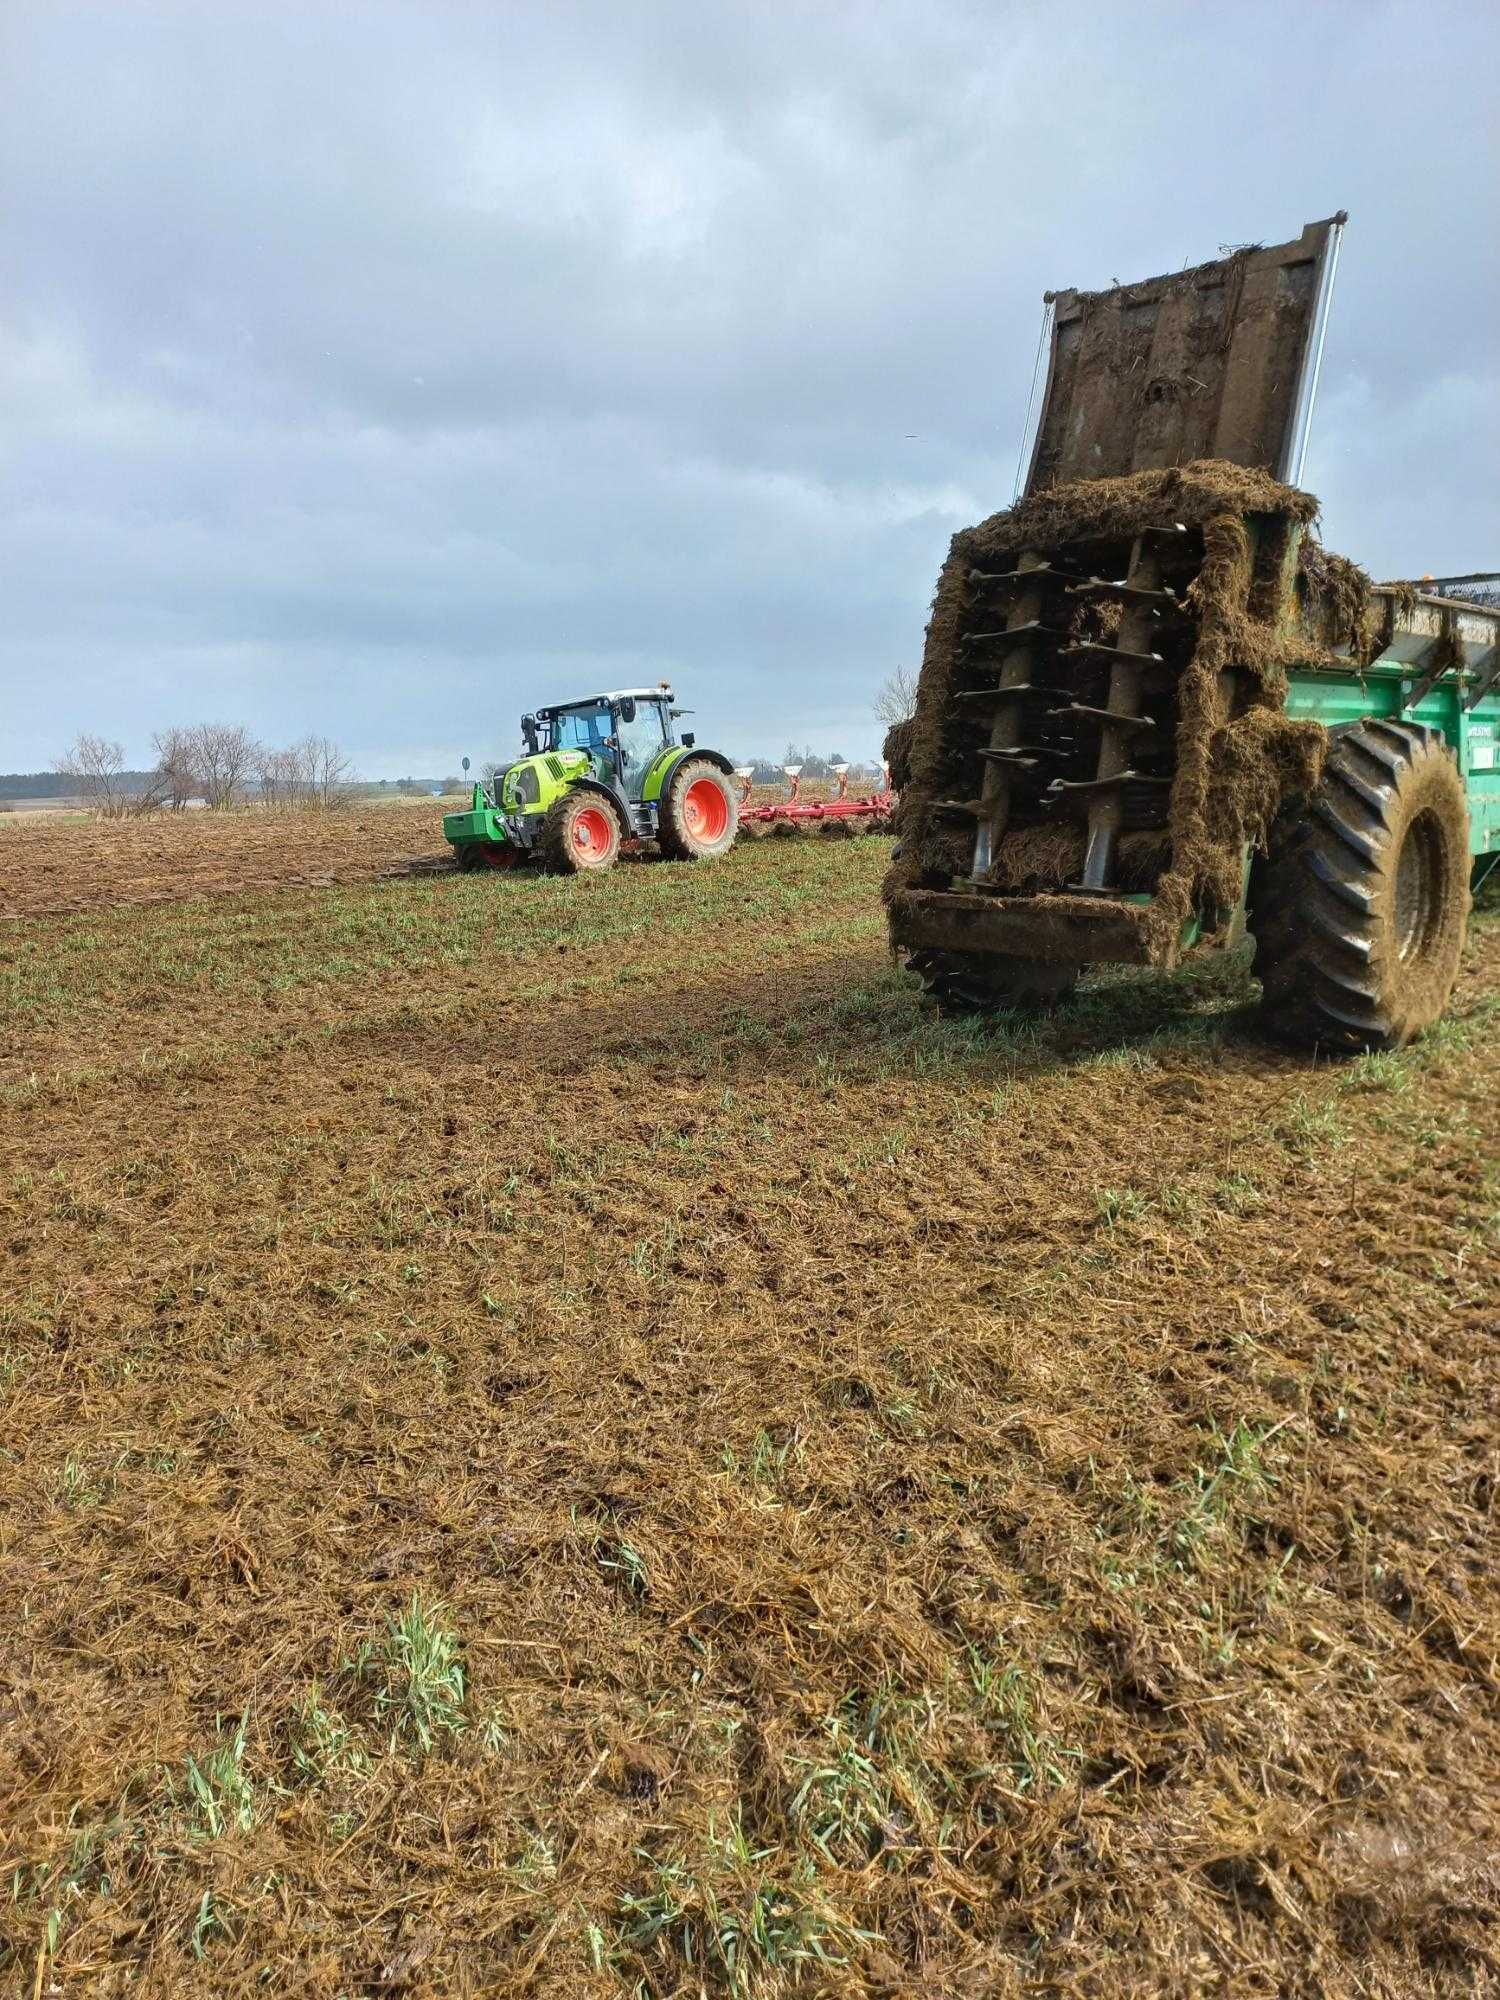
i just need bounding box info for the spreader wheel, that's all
[1249,720,1471,1050]
[658,759,738,861]
[540,791,622,875]
[906,949,1078,1013]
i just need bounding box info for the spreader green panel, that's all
[1287,666,1500,858]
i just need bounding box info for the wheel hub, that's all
[682,777,729,843]
[1394,808,1445,963]
[571,805,613,857]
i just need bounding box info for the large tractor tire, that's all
[1249,720,1471,1051]
[657,759,738,861]
[906,949,1079,1013]
[540,791,622,875]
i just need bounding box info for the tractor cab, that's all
[531,688,687,799]
[444,679,736,875]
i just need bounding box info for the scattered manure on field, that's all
[2,840,1498,1997]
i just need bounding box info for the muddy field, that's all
[2,825,1497,1998]
[0,789,856,922]
[0,801,457,921]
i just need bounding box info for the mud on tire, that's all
[1249,720,1471,1051]
[906,949,1079,1013]
[540,790,623,875]
[657,758,738,861]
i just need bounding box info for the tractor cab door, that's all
[611,698,671,800]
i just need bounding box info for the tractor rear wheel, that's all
[906,949,1078,1012]
[1249,720,1471,1050]
[541,791,622,875]
[658,759,738,861]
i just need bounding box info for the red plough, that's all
[733,764,896,841]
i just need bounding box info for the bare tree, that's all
[254,735,354,810]
[255,742,300,809]
[151,726,198,810]
[874,666,918,727]
[188,722,261,810]
[57,733,152,818]
[301,734,354,810]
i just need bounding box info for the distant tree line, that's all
[0,767,158,802]
[50,725,356,818]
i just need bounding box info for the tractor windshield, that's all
[546,706,612,757]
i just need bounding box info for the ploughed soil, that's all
[1,837,1496,1998]
[0,801,456,921]
[0,790,854,922]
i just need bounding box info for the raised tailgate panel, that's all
[1025,216,1344,493]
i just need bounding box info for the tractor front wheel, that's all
[541,792,622,875]
[658,760,738,861]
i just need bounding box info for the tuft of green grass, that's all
[721,1428,801,1493]
[966,1651,1076,1794]
[1157,1181,1205,1224]
[790,1680,958,1871]
[1340,1048,1413,1095]
[1278,1093,1348,1154]
[596,1535,651,1601]
[791,1729,892,1868]
[345,1594,467,1753]
[615,1810,868,1996]
[189,1887,232,1957]
[58,1456,105,1508]
[1095,1186,1149,1227]
[1212,1171,1264,1215]
[178,1715,256,1839]
[1171,1419,1280,1562]
[288,1689,368,1785]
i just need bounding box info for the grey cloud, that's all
[2,0,1495,774]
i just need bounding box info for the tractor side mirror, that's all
[619,698,636,722]
[682,732,695,748]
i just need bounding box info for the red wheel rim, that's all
[570,804,614,860]
[683,777,729,843]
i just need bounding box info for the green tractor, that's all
[444,683,739,875]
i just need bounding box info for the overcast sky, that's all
[2,0,1496,777]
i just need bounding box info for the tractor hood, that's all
[493,748,594,812]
